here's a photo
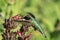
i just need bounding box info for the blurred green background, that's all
[0,0,60,40]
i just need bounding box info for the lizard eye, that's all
[24,15,31,20]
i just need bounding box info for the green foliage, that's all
[0,0,60,40]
